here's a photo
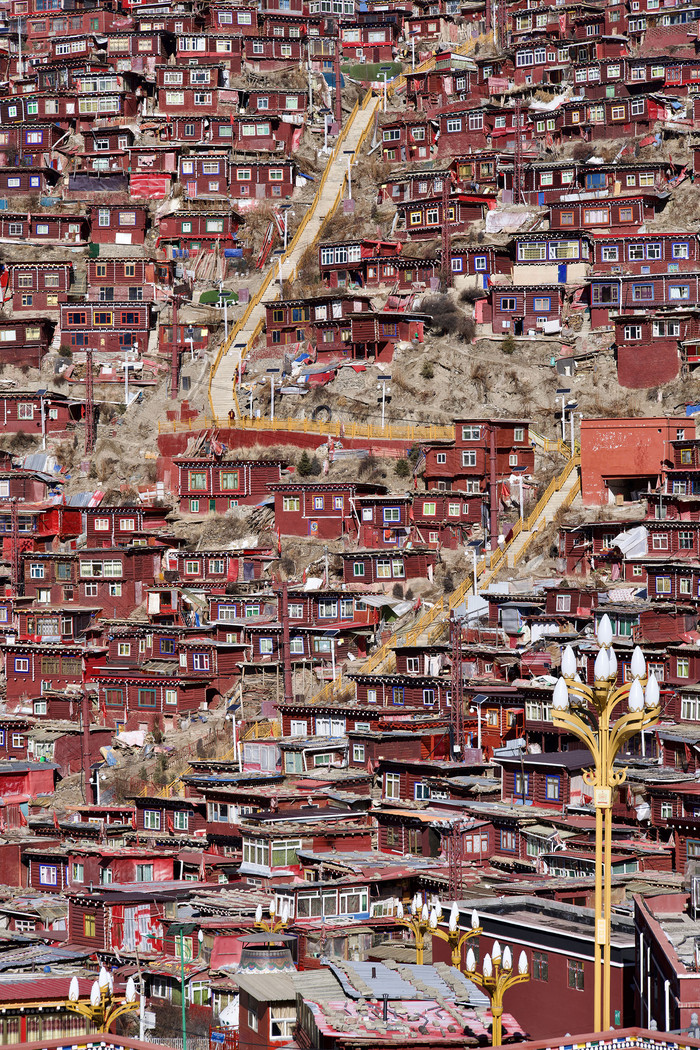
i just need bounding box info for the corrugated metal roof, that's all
[235,973,296,1002]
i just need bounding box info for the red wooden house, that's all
[318,239,403,289]
[550,196,658,234]
[230,161,296,201]
[613,314,688,389]
[591,232,700,274]
[411,491,484,548]
[379,117,437,164]
[0,322,55,368]
[341,548,438,585]
[353,493,413,547]
[422,418,533,492]
[83,506,169,545]
[94,667,208,730]
[243,35,306,70]
[5,263,72,312]
[86,258,164,303]
[157,211,241,251]
[2,641,104,704]
[0,391,83,436]
[175,458,285,514]
[590,273,700,327]
[60,302,150,351]
[396,192,493,239]
[88,204,148,245]
[488,283,564,336]
[0,167,59,196]
[174,32,242,73]
[495,750,591,812]
[269,482,384,538]
[132,794,207,835]
[0,212,89,245]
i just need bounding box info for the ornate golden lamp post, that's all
[464,941,529,1047]
[65,968,139,1031]
[254,899,290,933]
[396,893,433,964]
[428,902,481,968]
[551,615,661,1033]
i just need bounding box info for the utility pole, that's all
[81,689,91,803]
[450,613,465,761]
[334,21,343,129]
[513,97,524,205]
[495,0,507,50]
[10,499,21,597]
[489,424,498,551]
[281,580,293,705]
[170,296,181,401]
[84,349,95,454]
[447,822,465,901]
[441,176,452,291]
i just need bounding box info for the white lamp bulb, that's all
[552,677,569,711]
[561,645,577,678]
[597,614,613,647]
[628,678,644,712]
[645,673,660,710]
[631,646,646,679]
[594,647,610,681]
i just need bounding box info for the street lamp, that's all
[425,902,482,968]
[551,614,661,1033]
[464,942,529,1047]
[65,967,139,1031]
[396,893,431,964]
[377,373,391,429]
[255,899,291,933]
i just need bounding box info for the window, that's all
[681,532,694,549]
[677,658,690,679]
[84,914,96,937]
[270,1006,295,1040]
[39,864,57,886]
[514,772,529,797]
[144,810,161,830]
[583,208,610,226]
[624,325,642,341]
[655,576,671,594]
[501,830,516,852]
[545,776,560,801]
[462,451,477,467]
[533,951,548,981]
[567,959,584,990]
[283,496,300,512]
[660,802,673,820]
[136,864,154,882]
[14,659,29,673]
[385,772,400,799]
[353,744,365,762]
[72,862,84,882]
